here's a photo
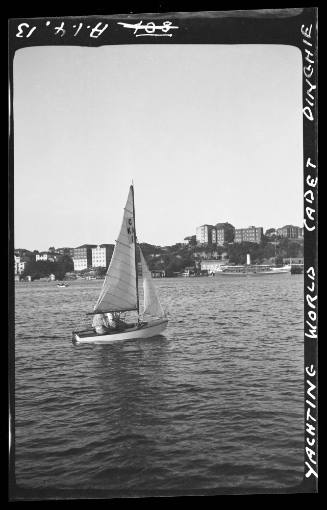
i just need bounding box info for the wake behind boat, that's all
[72,185,168,345]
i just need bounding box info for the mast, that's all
[90,186,139,316]
[131,183,140,316]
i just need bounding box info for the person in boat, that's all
[92,313,110,335]
[106,312,129,331]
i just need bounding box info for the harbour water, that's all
[14,275,304,495]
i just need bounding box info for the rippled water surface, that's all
[14,275,304,494]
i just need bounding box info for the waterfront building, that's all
[14,254,30,274]
[14,255,28,275]
[73,244,96,271]
[194,250,228,261]
[194,250,216,260]
[14,255,20,274]
[91,244,114,268]
[234,226,263,244]
[151,270,166,278]
[215,222,235,245]
[196,225,215,245]
[17,261,27,274]
[36,252,50,261]
[283,257,304,265]
[182,266,197,276]
[277,225,304,239]
[35,251,61,262]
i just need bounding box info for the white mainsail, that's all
[93,186,138,314]
[140,248,165,318]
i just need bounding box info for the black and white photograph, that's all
[9,8,318,499]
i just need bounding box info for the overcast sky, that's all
[14,44,303,251]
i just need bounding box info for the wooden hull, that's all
[73,318,168,345]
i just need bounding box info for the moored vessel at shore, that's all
[215,254,291,276]
[215,265,290,276]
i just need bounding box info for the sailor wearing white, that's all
[92,313,108,335]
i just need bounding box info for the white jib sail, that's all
[140,248,165,318]
[93,186,137,314]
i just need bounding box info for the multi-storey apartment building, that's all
[234,226,263,244]
[14,255,28,275]
[215,227,225,245]
[56,247,75,257]
[14,251,32,274]
[196,225,215,245]
[277,225,303,239]
[215,222,235,245]
[73,244,96,271]
[91,244,114,268]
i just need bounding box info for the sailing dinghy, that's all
[72,185,168,344]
